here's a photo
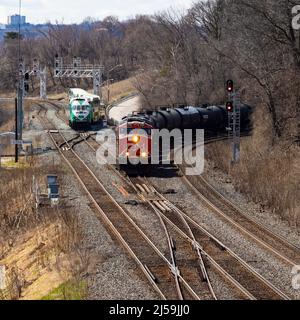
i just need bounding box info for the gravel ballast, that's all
[26,102,159,300]
[148,173,300,299]
[22,100,300,300]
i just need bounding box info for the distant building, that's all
[7,14,26,26]
[0,24,5,30]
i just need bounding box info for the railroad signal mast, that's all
[16,59,47,160]
[31,58,47,99]
[54,55,104,99]
[18,59,47,100]
[16,60,25,155]
[226,80,241,164]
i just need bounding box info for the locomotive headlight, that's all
[141,152,148,158]
[132,135,140,144]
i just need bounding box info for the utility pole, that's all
[54,55,104,100]
[226,80,241,164]
[17,60,25,159]
[16,0,23,163]
[15,97,19,163]
[16,59,33,162]
[93,68,102,98]
[32,58,47,99]
[106,64,122,103]
[39,67,47,99]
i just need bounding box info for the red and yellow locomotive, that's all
[115,104,252,168]
[116,116,154,167]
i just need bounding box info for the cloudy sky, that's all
[0,0,194,25]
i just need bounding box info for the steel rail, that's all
[179,142,300,267]
[137,178,218,300]
[131,181,184,300]
[47,129,201,300]
[34,104,176,299]
[49,130,170,299]
[145,180,290,300]
[56,113,292,299]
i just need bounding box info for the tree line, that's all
[0,0,299,143]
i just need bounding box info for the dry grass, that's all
[101,77,137,103]
[0,78,137,109]
[0,162,86,300]
[0,102,14,132]
[0,100,40,156]
[206,107,300,227]
[45,77,137,104]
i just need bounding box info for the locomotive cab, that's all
[116,120,154,167]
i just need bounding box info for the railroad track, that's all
[128,176,217,300]
[179,143,300,267]
[35,103,55,130]
[134,177,290,300]
[79,130,300,278]
[68,132,215,299]
[35,102,94,149]
[76,132,296,299]
[35,102,296,299]
[46,101,68,122]
[75,134,291,299]
[50,130,209,300]
[37,110,216,299]
[36,110,201,300]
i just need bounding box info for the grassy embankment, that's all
[206,105,300,228]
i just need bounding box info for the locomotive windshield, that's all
[119,128,152,136]
[72,99,90,111]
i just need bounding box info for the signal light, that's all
[24,72,30,95]
[132,135,140,144]
[24,83,29,94]
[19,62,24,75]
[226,101,233,112]
[226,80,233,93]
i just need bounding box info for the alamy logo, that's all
[0,266,5,290]
[95,128,205,176]
[292,6,300,30]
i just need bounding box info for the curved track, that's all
[132,177,290,300]
[45,101,69,123]
[128,177,217,300]
[179,143,300,267]
[35,101,297,300]
[78,128,296,300]
[37,105,204,300]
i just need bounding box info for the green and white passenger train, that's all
[68,88,106,129]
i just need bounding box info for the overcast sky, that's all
[0,0,194,25]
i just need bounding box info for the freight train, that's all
[116,103,252,166]
[68,88,106,129]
